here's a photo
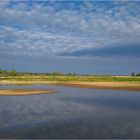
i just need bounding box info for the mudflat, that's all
[0,89,56,96]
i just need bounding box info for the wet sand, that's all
[0,89,56,96]
[56,82,140,92]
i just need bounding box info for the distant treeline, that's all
[0,69,78,76]
[131,72,140,76]
[0,69,140,76]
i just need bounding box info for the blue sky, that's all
[0,0,140,74]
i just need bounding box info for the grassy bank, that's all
[1,75,140,82]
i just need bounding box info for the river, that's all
[0,84,140,138]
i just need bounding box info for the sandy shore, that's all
[0,80,57,85]
[55,82,140,92]
[0,89,56,96]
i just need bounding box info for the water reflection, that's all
[0,84,140,138]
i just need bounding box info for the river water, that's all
[0,84,140,138]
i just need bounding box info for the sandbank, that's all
[0,89,56,96]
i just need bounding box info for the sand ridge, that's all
[55,82,140,92]
[0,89,56,96]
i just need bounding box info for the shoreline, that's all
[0,80,140,92]
[0,80,57,85]
[0,89,56,96]
[55,82,140,92]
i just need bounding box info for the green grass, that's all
[1,75,140,82]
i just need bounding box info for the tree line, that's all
[0,69,140,76]
[0,69,77,76]
[131,72,140,76]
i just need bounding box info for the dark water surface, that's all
[0,84,140,138]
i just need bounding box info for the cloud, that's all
[0,1,140,60]
[58,43,140,58]
[0,26,94,57]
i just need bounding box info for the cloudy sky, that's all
[0,1,140,74]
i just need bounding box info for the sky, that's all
[0,0,140,75]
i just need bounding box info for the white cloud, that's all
[0,1,140,59]
[0,26,97,57]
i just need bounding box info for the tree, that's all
[0,69,3,75]
[131,72,136,76]
[66,73,77,76]
[0,69,8,76]
[51,72,64,76]
[136,73,140,76]
[9,70,17,76]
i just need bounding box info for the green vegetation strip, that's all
[1,75,140,82]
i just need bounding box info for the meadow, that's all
[1,75,140,82]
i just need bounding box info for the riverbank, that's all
[0,80,140,92]
[56,82,140,92]
[0,89,56,96]
[0,80,57,85]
